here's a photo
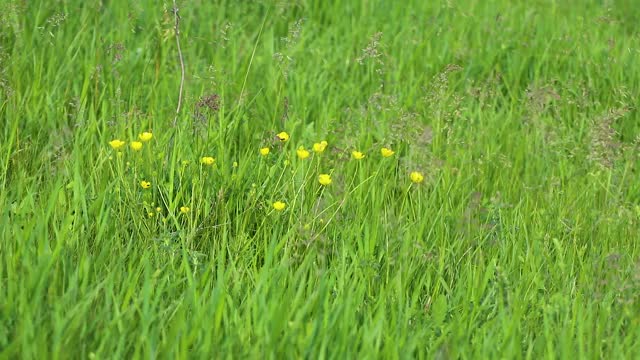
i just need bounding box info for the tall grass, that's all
[1,0,639,358]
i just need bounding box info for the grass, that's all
[1,0,640,358]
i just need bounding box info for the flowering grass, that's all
[1,0,640,358]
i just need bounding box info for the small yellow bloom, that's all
[200,156,215,166]
[313,141,328,153]
[410,171,424,184]
[139,132,153,142]
[233,161,238,168]
[260,147,270,156]
[148,212,155,218]
[156,207,162,213]
[381,147,395,157]
[109,139,126,150]
[140,180,151,189]
[352,151,365,160]
[296,146,310,160]
[272,201,286,211]
[318,174,332,186]
[180,206,190,214]
[276,131,290,142]
[130,141,143,151]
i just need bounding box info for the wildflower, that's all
[139,132,153,142]
[318,174,332,186]
[410,171,424,184]
[233,161,238,168]
[130,141,143,151]
[276,131,290,142]
[180,206,190,214]
[260,147,270,156]
[156,207,162,213]
[352,151,365,160]
[148,212,155,218]
[313,141,328,153]
[380,147,395,157]
[296,146,310,160]
[140,180,151,189]
[200,156,215,166]
[109,139,126,150]
[272,201,286,211]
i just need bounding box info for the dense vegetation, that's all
[1,0,639,358]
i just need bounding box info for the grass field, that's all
[1,0,640,358]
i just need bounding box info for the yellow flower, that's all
[260,147,270,156]
[140,180,151,189]
[200,156,215,166]
[318,174,332,186]
[296,146,310,160]
[233,161,238,168]
[139,132,153,142]
[272,201,286,211]
[276,131,290,142]
[410,171,424,184]
[180,206,190,214]
[109,139,126,150]
[381,147,395,157]
[130,141,143,151]
[155,207,162,213]
[313,141,328,153]
[148,212,155,218]
[352,151,365,160]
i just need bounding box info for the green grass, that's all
[1,0,640,358]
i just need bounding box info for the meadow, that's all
[1,0,640,358]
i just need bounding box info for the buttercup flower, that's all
[410,171,424,184]
[109,139,126,150]
[140,180,151,189]
[318,174,332,186]
[272,201,286,211]
[276,131,290,142]
[131,141,143,151]
[260,147,270,156]
[313,141,328,153]
[352,151,365,160]
[200,156,215,166]
[180,206,190,214]
[296,146,310,160]
[380,147,395,157]
[139,132,153,142]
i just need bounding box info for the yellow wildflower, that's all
[276,131,290,142]
[140,180,151,189]
[148,212,155,218]
[108,139,126,150]
[410,171,424,184]
[155,207,162,213]
[296,146,310,160]
[313,141,328,153]
[139,132,153,142]
[130,141,143,151]
[260,147,270,156]
[352,151,365,160]
[200,156,215,166]
[180,206,190,214]
[318,174,332,186]
[380,147,395,157]
[272,201,286,211]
